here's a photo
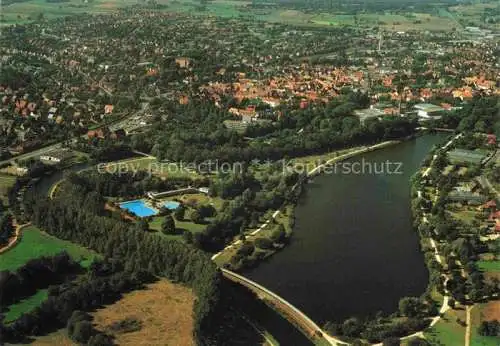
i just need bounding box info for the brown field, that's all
[92,279,195,346]
[97,2,118,10]
[32,330,74,345]
[484,271,500,283]
[482,300,500,321]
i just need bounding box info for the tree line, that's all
[0,252,82,308]
[126,94,418,165]
[0,258,155,345]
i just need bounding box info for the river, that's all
[246,134,449,325]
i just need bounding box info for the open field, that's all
[477,259,500,272]
[3,289,48,323]
[450,2,500,30]
[0,226,98,271]
[149,214,206,236]
[91,279,195,346]
[0,173,16,203]
[470,302,500,346]
[156,193,224,213]
[32,330,75,346]
[0,0,139,25]
[449,209,480,224]
[1,0,478,31]
[424,307,466,346]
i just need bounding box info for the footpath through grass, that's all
[424,308,466,346]
[0,226,98,271]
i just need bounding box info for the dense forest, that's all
[0,200,14,246]
[431,96,500,136]
[0,252,82,308]
[124,93,417,164]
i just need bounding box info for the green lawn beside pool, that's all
[0,226,98,271]
[149,215,206,235]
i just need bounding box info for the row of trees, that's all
[432,96,500,136]
[0,207,14,247]
[0,258,153,345]
[324,313,431,343]
[126,94,417,165]
[0,252,81,308]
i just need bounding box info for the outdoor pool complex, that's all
[119,200,157,217]
[164,201,180,210]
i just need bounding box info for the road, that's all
[465,305,472,346]
[0,221,31,254]
[0,142,63,166]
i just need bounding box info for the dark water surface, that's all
[246,134,449,324]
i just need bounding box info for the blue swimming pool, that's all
[163,201,181,210]
[120,200,158,217]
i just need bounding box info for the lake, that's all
[246,134,449,324]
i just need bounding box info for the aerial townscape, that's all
[0,0,499,345]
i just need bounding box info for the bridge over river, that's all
[221,268,349,346]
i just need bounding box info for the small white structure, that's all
[414,103,445,119]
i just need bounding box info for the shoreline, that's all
[212,139,401,262]
[215,133,453,345]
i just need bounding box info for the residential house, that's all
[486,134,496,146]
[175,57,191,69]
[104,104,114,114]
[87,129,106,139]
